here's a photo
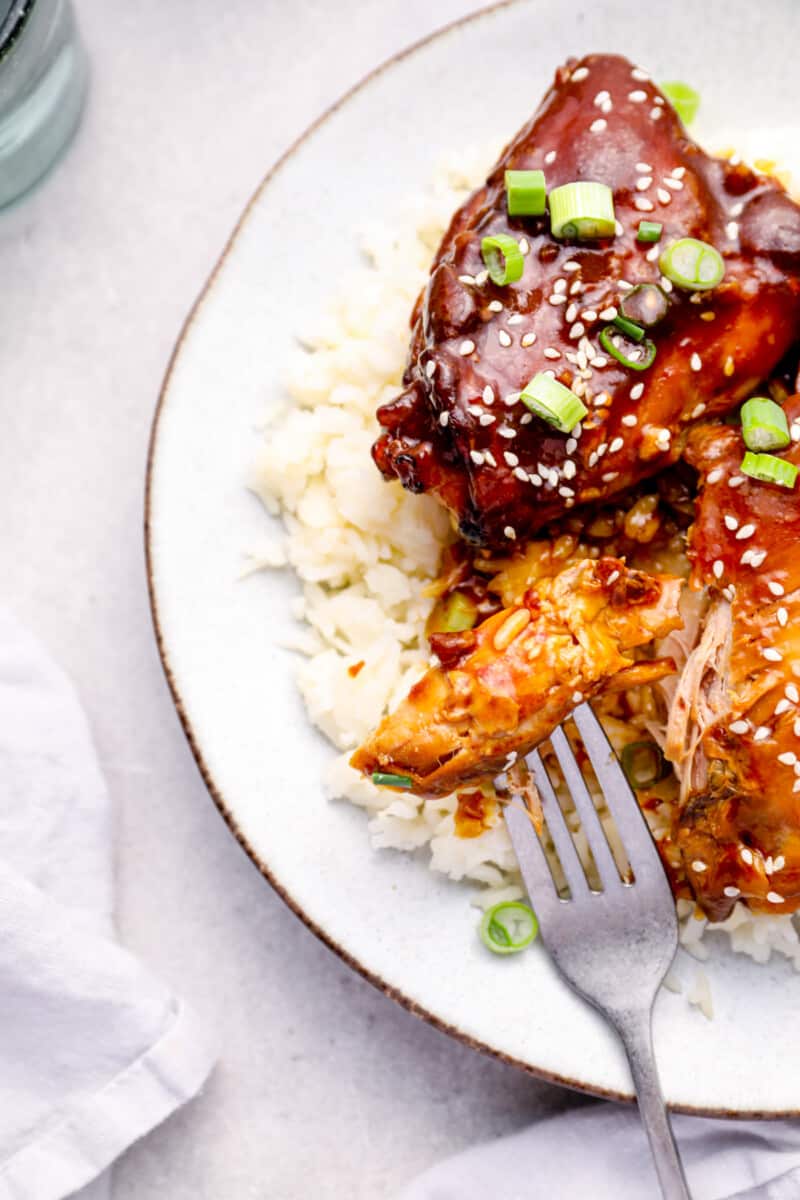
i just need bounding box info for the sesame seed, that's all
[459,339,475,356]
[628,89,647,103]
[597,442,608,456]
[750,550,768,568]
[544,347,561,359]
[484,450,497,467]
[712,559,724,579]
[657,187,671,205]
[775,856,786,871]
[565,302,578,323]
[792,423,800,443]
[558,485,575,498]
[636,162,652,173]
[569,279,583,295]
[767,892,784,904]
[660,276,674,293]
[587,452,598,468]
[503,451,519,467]
[646,246,660,262]
[691,860,707,872]
[458,274,475,285]
[549,294,567,306]
[483,385,494,405]
[513,466,529,482]
[507,313,524,325]
[740,847,754,865]
[593,89,610,106]
[729,474,745,487]
[630,382,645,400]
[650,106,662,120]
[690,353,702,372]
[691,403,706,419]
[636,176,653,191]
[786,683,799,702]
[591,356,607,369]
[621,414,637,427]
[672,166,686,179]
[498,427,517,439]
[519,238,530,256]
[754,726,771,741]
[599,306,618,320]
[778,751,797,765]
[488,299,503,313]
[590,118,607,133]
[581,310,598,323]
[606,569,620,584]
[571,66,589,82]
[706,468,724,484]
[726,221,739,240]
[544,149,557,165]
[439,411,449,427]
[467,404,483,417]
[425,360,436,378]
[521,332,536,348]
[778,607,788,627]
[563,459,577,479]
[634,197,655,212]
[609,436,624,453]
[563,260,581,272]
[723,886,741,898]
[735,523,756,540]
[724,356,735,377]
[730,720,749,735]
[631,67,649,81]
[498,330,512,347]
[504,525,516,540]
[469,449,484,465]
[663,177,684,191]
[479,413,495,426]
[566,437,578,452]
[475,270,489,285]
[724,515,739,531]
[601,98,613,113]
[618,279,633,291]
[520,414,533,425]
[775,699,792,716]
[763,648,783,662]
[569,322,585,339]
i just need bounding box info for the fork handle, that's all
[619,1014,692,1199]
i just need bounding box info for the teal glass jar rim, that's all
[0,0,36,62]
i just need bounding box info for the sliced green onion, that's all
[439,591,478,633]
[620,283,669,328]
[480,901,538,955]
[548,181,616,240]
[660,81,700,126]
[480,234,524,286]
[659,237,725,291]
[505,168,546,217]
[740,451,799,489]
[520,373,587,432]
[371,772,414,789]
[621,741,671,789]
[741,397,790,452]
[636,220,663,244]
[612,314,646,343]
[599,326,657,372]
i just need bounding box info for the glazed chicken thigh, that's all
[373,54,800,548]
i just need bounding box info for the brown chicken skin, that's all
[351,557,682,797]
[667,396,800,920]
[373,53,800,548]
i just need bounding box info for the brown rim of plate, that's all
[144,0,796,1119]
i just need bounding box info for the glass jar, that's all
[0,0,88,208]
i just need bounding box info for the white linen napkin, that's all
[0,608,216,1200]
[398,1089,800,1198]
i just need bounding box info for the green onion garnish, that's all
[660,81,700,126]
[740,397,790,452]
[612,314,646,343]
[371,772,414,789]
[636,220,663,244]
[620,283,669,328]
[438,591,478,633]
[659,237,725,291]
[621,741,671,790]
[548,181,616,240]
[480,234,525,286]
[479,901,538,955]
[740,451,799,489]
[520,372,588,432]
[599,326,657,372]
[505,168,546,217]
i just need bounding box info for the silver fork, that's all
[503,703,691,1200]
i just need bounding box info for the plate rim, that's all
[144,0,794,1118]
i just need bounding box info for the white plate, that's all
[147,0,800,1113]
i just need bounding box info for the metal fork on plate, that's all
[503,703,691,1200]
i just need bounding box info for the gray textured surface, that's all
[2,2,579,1196]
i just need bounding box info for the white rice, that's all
[251,147,800,995]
